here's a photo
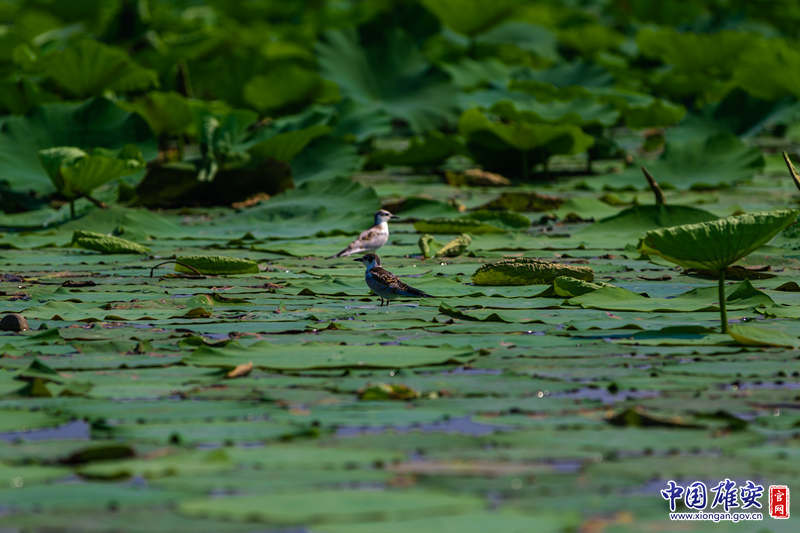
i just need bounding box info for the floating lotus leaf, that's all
[71,230,149,255]
[727,324,798,348]
[472,257,594,286]
[358,383,420,401]
[414,218,506,235]
[175,255,259,275]
[552,276,608,298]
[638,209,799,272]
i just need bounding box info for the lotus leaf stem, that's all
[642,166,665,205]
[718,270,727,333]
[782,152,800,191]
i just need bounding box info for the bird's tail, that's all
[400,286,433,298]
[330,248,353,259]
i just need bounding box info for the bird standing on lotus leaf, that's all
[354,253,432,306]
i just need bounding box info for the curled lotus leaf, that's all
[552,276,609,298]
[435,233,472,258]
[72,230,149,255]
[472,257,594,286]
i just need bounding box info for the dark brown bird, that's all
[354,253,432,306]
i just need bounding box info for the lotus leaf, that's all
[639,209,799,331]
[174,255,259,275]
[38,39,158,98]
[459,104,594,178]
[639,210,799,272]
[316,28,457,132]
[38,145,143,204]
[71,230,149,255]
[472,257,594,286]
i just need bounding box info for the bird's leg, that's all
[379,297,384,306]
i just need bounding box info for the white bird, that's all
[332,209,397,258]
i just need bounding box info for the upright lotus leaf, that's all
[459,103,594,178]
[124,91,195,138]
[367,132,464,169]
[0,97,155,194]
[475,21,558,61]
[243,64,324,113]
[248,124,332,163]
[291,137,364,184]
[39,39,158,98]
[418,234,440,258]
[639,209,799,332]
[472,257,594,286]
[316,28,457,132]
[38,146,143,199]
[420,0,519,36]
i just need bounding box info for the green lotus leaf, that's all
[358,383,420,401]
[38,145,144,199]
[39,39,158,98]
[475,21,558,61]
[124,91,194,137]
[243,64,324,113]
[420,0,518,36]
[459,104,594,177]
[367,132,463,169]
[291,137,364,184]
[413,218,506,235]
[435,233,472,257]
[574,204,719,250]
[638,209,799,272]
[316,28,457,132]
[418,234,439,259]
[175,255,259,275]
[727,324,798,348]
[0,97,155,194]
[552,276,608,298]
[472,257,594,286]
[585,133,764,191]
[248,124,332,163]
[71,230,149,255]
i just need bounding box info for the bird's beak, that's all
[390,214,399,220]
[353,258,361,262]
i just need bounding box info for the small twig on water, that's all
[149,260,204,278]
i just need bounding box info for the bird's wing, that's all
[358,226,380,241]
[334,226,384,257]
[371,267,431,297]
